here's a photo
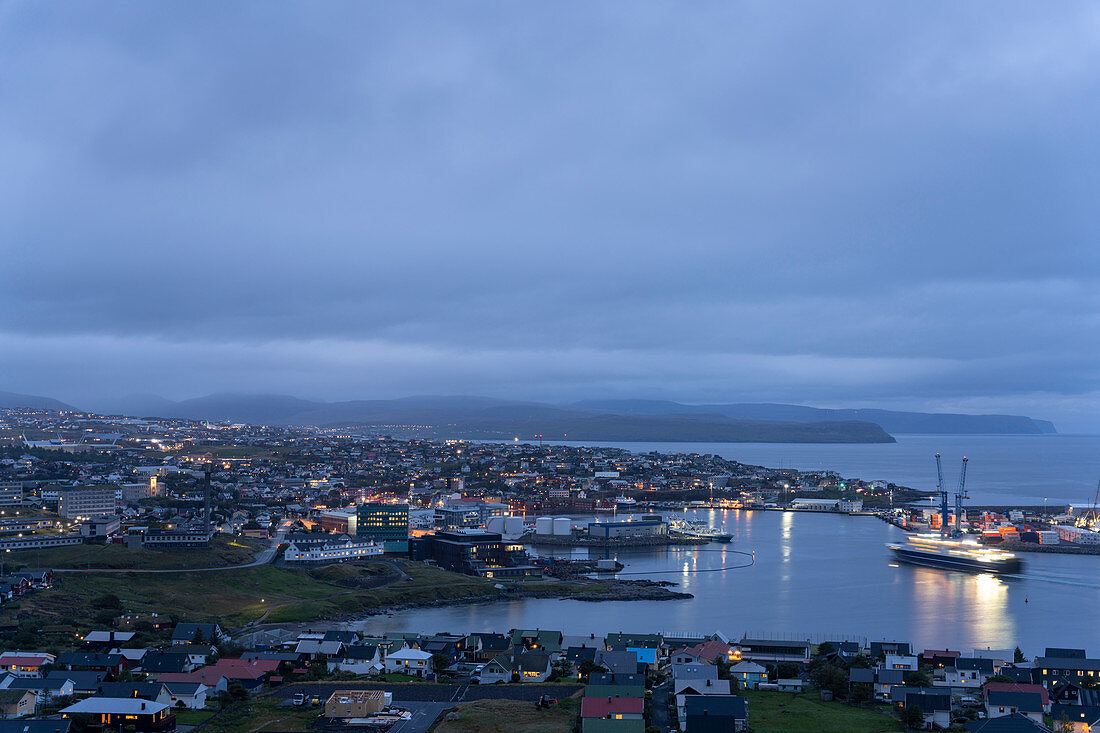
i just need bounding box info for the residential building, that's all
[282,533,381,563]
[0,689,34,719]
[0,483,22,508]
[383,648,433,678]
[985,689,1045,724]
[727,661,767,690]
[1036,656,1100,683]
[1050,704,1100,733]
[946,657,996,688]
[58,486,117,519]
[683,695,748,732]
[323,690,389,718]
[738,638,811,664]
[581,697,644,721]
[60,697,175,732]
[0,654,54,678]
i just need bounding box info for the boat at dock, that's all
[669,518,732,543]
[888,534,1023,574]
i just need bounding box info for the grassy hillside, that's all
[5,534,265,570]
[4,561,500,631]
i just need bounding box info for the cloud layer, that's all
[1,3,1099,429]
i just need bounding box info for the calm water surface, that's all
[543,434,1100,505]
[354,509,1100,654]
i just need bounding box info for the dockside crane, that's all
[1078,476,1100,530]
[935,453,950,537]
[955,457,969,534]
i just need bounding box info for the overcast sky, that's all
[2,3,1099,430]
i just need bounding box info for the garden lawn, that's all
[739,690,901,733]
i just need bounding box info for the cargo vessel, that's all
[670,518,733,543]
[888,534,1023,574]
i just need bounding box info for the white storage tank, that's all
[552,517,573,535]
[536,516,554,535]
[486,516,506,534]
[504,516,525,536]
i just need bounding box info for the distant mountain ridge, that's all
[0,390,81,412]
[573,399,1057,435]
[91,393,895,444]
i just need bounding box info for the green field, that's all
[4,560,501,631]
[201,698,321,733]
[740,690,902,733]
[4,534,266,570]
[437,697,580,733]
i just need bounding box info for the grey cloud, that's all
[0,1,1098,429]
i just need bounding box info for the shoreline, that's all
[239,578,693,638]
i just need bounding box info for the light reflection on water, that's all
[353,509,1100,652]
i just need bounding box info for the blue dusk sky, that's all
[1,3,1098,430]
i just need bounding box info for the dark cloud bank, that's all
[1,2,1098,430]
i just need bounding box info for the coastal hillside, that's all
[94,393,896,444]
[0,390,81,412]
[575,400,1057,435]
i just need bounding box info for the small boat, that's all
[888,534,1023,574]
[669,518,732,543]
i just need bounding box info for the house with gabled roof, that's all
[465,633,510,662]
[985,688,1046,724]
[0,653,54,678]
[1050,704,1100,733]
[326,645,382,676]
[0,688,35,719]
[684,695,747,732]
[510,629,563,654]
[946,657,996,688]
[171,623,226,645]
[581,696,644,720]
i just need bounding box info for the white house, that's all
[383,649,433,678]
[884,654,918,671]
[163,682,209,710]
[945,658,995,688]
[327,646,383,676]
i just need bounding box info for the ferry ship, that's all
[888,534,1023,574]
[670,518,733,543]
[613,495,637,507]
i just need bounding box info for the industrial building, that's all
[409,530,538,578]
[319,509,357,535]
[587,519,668,540]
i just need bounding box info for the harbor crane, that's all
[935,453,969,537]
[955,457,969,534]
[1077,476,1100,530]
[935,453,949,537]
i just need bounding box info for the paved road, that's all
[651,680,671,733]
[387,702,449,733]
[54,522,289,574]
